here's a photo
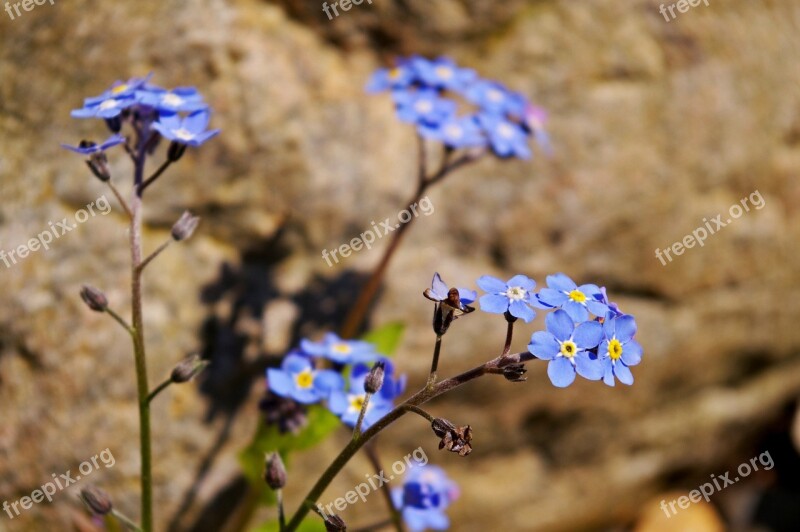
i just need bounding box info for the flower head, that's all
[71,95,137,119]
[599,314,643,386]
[392,465,459,532]
[410,56,477,92]
[300,333,380,365]
[137,86,208,113]
[61,134,126,155]
[476,113,532,159]
[393,88,456,127]
[465,80,524,116]
[418,115,486,149]
[528,309,604,387]
[328,363,405,430]
[536,273,609,322]
[366,59,418,93]
[476,274,543,323]
[151,110,221,147]
[423,273,476,335]
[266,354,344,404]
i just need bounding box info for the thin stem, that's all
[502,318,515,356]
[416,134,428,188]
[426,335,443,387]
[107,180,133,219]
[277,489,286,531]
[284,350,532,531]
[147,377,172,404]
[112,508,143,532]
[137,159,172,195]
[131,141,154,532]
[105,307,135,337]
[402,404,434,423]
[136,240,171,273]
[364,443,403,532]
[352,393,372,440]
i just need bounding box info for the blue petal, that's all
[328,391,348,415]
[621,340,643,366]
[528,331,559,360]
[602,316,615,340]
[283,354,311,372]
[508,300,535,323]
[578,283,602,297]
[614,362,634,385]
[267,369,293,397]
[291,387,319,404]
[184,109,211,134]
[547,357,576,388]
[585,299,609,317]
[575,352,603,381]
[545,310,574,341]
[614,315,637,343]
[314,370,344,395]
[506,274,536,291]
[457,288,477,304]
[602,359,616,387]
[537,288,568,307]
[476,275,507,293]
[546,273,577,292]
[562,301,589,323]
[430,272,449,300]
[573,321,603,349]
[479,294,509,314]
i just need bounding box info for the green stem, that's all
[105,307,135,337]
[136,240,171,273]
[352,393,372,440]
[112,508,143,531]
[147,377,172,404]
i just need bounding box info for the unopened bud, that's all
[364,362,385,394]
[170,354,209,383]
[80,485,113,515]
[86,151,111,182]
[167,140,187,162]
[80,285,108,312]
[263,452,286,490]
[324,514,347,531]
[171,211,200,241]
[502,363,527,382]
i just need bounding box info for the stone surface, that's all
[1,0,799,530]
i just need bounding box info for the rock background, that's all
[1,0,799,530]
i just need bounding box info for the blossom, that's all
[476,113,532,159]
[392,88,456,126]
[465,80,524,116]
[391,465,459,532]
[536,273,608,322]
[528,309,604,387]
[151,110,221,146]
[137,86,208,113]
[476,274,542,323]
[418,115,486,149]
[300,333,381,365]
[423,273,476,335]
[71,94,136,119]
[423,272,476,310]
[266,354,344,404]
[61,134,125,155]
[598,314,643,386]
[410,56,477,92]
[328,363,405,430]
[366,60,418,92]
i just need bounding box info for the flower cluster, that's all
[266,333,407,431]
[64,74,220,156]
[427,272,643,388]
[367,56,549,159]
[391,465,459,532]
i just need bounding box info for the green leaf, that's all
[361,321,405,356]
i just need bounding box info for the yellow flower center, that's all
[505,286,527,301]
[560,340,577,359]
[608,339,623,360]
[568,289,587,303]
[388,68,402,80]
[332,343,352,355]
[111,84,129,95]
[435,66,454,79]
[488,89,504,102]
[349,394,366,412]
[295,369,314,389]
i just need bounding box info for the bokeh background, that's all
[1,0,800,530]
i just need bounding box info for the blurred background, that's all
[1,0,799,530]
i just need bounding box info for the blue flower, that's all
[61,134,125,155]
[328,363,405,430]
[424,272,476,308]
[71,94,137,119]
[418,115,486,149]
[137,86,208,113]
[300,333,381,365]
[366,60,418,92]
[536,273,609,323]
[393,88,457,126]
[151,110,221,146]
[266,354,344,404]
[465,80,524,115]
[476,113,532,159]
[476,274,542,323]
[599,314,643,386]
[410,56,477,92]
[391,465,459,532]
[599,286,624,319]
[528,309,604,387]
[86,73,154,102]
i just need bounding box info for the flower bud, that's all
[324,514,347,531]
[167,140,187,162]
[105,116,122,133]
[502,363,527,382]
[171,211,200,241]
[431,418,473,457]
[364,362,385,394]
[80,285,108,312]
[170,354,209,383]
[263,452,287,490]
[80,485,113,515]
[86,151,111,182]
